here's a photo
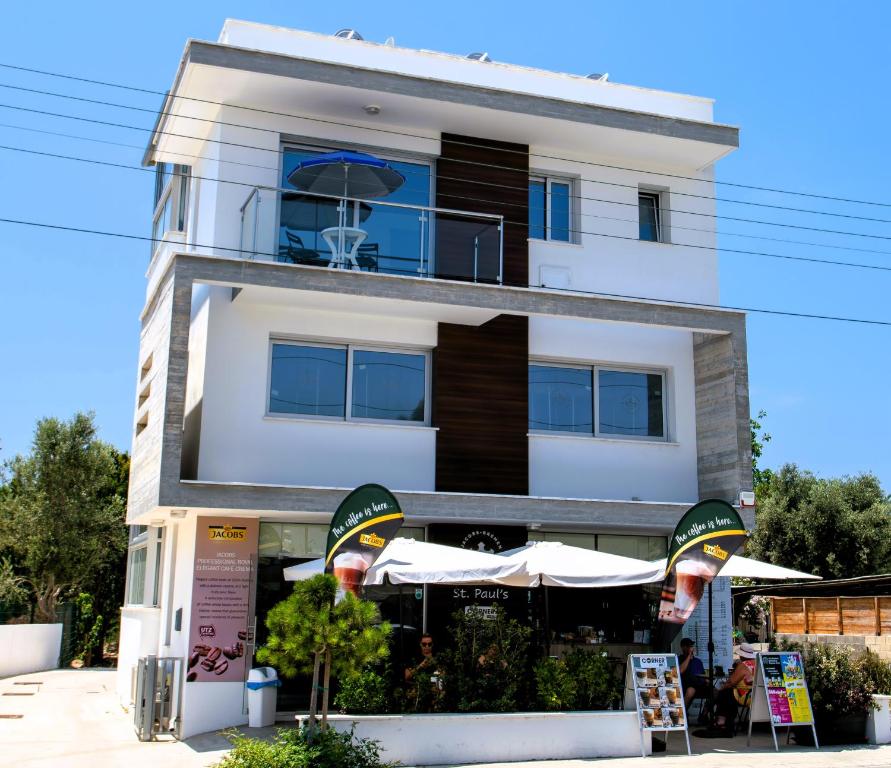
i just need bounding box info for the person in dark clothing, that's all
[678,637,708,707]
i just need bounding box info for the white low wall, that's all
[321,711,649,764]
[0,624,62,678]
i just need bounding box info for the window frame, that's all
[528,359,669,442]
[151,163,190,255]
[638,189,665,243]
[278,141,436,270]
[267,338,431,426]
[124,526,149,607]
[529,174,577,244]
[528,360,594,435]
[594,365,668,442]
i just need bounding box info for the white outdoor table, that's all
[321,226,367,269]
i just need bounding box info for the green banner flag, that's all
[325,484,404,598]
[657,499,747,642]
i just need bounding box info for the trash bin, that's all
[867,694,891,744]
[246,667,280,728]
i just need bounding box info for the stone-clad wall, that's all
[776,632,891,662]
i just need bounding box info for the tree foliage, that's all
[0,412,129,624]
[257,574,390,680]
[748,463,891,579]
[751,409,773,492]
[256,574,390,724]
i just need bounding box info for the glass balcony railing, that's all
[239,186,503,284]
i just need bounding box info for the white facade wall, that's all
[529,318,698,503]
[195,287,438,491]
[178,108,718,306]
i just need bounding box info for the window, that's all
[269,341,428,424]
[638,191,662,242]
[279,146,431,276]
[529,363,667,440]
[151,163,190,255]
[126,526,149,605]
[529,364,592,433]
[597,369,664,438]
[352,350,426,422]
[529,176,574,242]
[269,343,347,417]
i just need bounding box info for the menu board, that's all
[187,516,258,683]
[630,654,688,731]
[760,652,814,725]
[682,576,733,674]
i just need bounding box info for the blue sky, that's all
[1,1,889,489]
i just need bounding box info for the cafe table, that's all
[321,226,368,269]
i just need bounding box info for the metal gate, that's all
[133,655,183,741]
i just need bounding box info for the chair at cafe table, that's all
[278,230,329,267]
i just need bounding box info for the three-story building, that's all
[119,19,751,737]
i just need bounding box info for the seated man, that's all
[678,637,708,708]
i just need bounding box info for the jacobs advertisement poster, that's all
[186,516,258,683]
[324,484,403,599]
[657,499,747,645]
[760,652,814,725]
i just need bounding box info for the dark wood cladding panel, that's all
[433,314,528,495]
[436,133,528,287]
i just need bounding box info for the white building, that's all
[119,20,751,738]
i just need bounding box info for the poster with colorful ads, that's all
[657,499,747,646]
[187,517,258,683]
[630,654,688,731]
[325,484,404,600]
[760,652,814,725]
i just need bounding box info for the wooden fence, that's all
[772,596,891,636]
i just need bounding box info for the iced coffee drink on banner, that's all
[672,560,714,621]
[333,551,374,597]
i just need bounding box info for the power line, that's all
[5,118,891,261]
[0,214,889,327]
[3,140,891,276]
[2,59,890,211]
[4,80,891,228]
[3,100,891,247]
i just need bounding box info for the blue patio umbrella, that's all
[286,150,405,200]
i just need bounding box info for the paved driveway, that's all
[2,668,890,768]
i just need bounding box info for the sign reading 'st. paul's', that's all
[325,484,403,599]
[657,499,746,643]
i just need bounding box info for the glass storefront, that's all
[253,522,667,709]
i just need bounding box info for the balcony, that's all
[239,186,504,284]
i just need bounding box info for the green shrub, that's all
[437,606,532,712]
[859,649,891,696]
[774,639,876,720]
[534,650,622,711]
[335,667,390,714]
[215,725,398,768]
[563,648,622,710]
[534,657,576,711]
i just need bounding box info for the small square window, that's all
[638,192,662,242]
[598,369,664,438]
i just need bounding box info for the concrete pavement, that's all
[1,668,890,768]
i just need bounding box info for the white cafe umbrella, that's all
[501,541,665,588]
[282,537,533,587]
[651,554,822,582]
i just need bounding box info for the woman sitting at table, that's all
[697,643,756,738]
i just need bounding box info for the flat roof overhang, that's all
[146,253,746,336]
[146,40,739,170]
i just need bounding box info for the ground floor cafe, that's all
[116,515,813,763]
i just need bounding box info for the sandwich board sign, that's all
[625,654,692,757]
[747,651,819,750]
